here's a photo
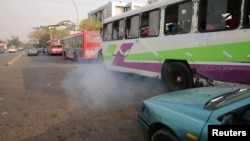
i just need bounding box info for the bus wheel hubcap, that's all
[176,76,182,83]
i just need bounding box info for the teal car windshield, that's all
[204,88,250,110]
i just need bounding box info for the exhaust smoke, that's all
[61,63,167,110]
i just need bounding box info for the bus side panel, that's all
[82,30,102,60]
[101,28,250,85]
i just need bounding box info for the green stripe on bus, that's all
[125,41,250,63]
[104,43,117,59]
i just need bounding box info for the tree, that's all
[28,26,70,47]
[78,19,102,31]
[7,36,22,48]
[49,27,70,39]
[28,27,50,47]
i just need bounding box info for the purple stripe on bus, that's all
[111,42,250,84]
[190,64,250,85]
[112,43,162,72]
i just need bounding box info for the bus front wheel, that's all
[161,61,193,91]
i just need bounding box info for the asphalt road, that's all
[0,52,167,141]
[1,50,248,141]
[0,50,24,67]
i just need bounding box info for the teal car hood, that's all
[140,86,250,141]
[148,86,241,109]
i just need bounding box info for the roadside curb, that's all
[5,53,24,66]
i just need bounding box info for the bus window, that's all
[140,12,149,37]
[113,21,119,40]
[112,19,125,40]
[199,0,242,31]
[140,9,160,37]
[118,19,125,39]
[244,0,250,27]
[225,10,240,29]
[164,2,192,35]
[78,36,82,48]
[125,15,139,39]
[149,10,160,36]
[103,23,112,41]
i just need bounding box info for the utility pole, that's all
[71,0,78,31]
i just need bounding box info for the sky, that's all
[0,0,147,42]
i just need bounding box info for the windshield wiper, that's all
[204,88,249,110]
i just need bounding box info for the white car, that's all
[8,46,17,53]
[18,47,23,51]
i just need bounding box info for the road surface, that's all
[0,53,167,141]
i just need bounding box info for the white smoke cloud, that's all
[61,63,167,110]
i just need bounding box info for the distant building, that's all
[0,40,7,50]
[88,1,146,23]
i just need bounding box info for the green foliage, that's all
[29,26,70,47]
[79,19,102,31]
[7,36,22,48]
[28,19,101,46]
[28,27,50,47]
[50,28,70,39]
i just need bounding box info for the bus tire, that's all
[74,53,79,62]
[161,61,193,91]
[63,51,66,59]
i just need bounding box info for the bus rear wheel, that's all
[63,51,67,59]
[74,53,79,62]
[161,61,193,91]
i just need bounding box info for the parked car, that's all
[18,47,24,51]
[27,48,39,56]
[8,46,17,53]
[138,86,250,141]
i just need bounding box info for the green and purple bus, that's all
[98,0,250,91]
